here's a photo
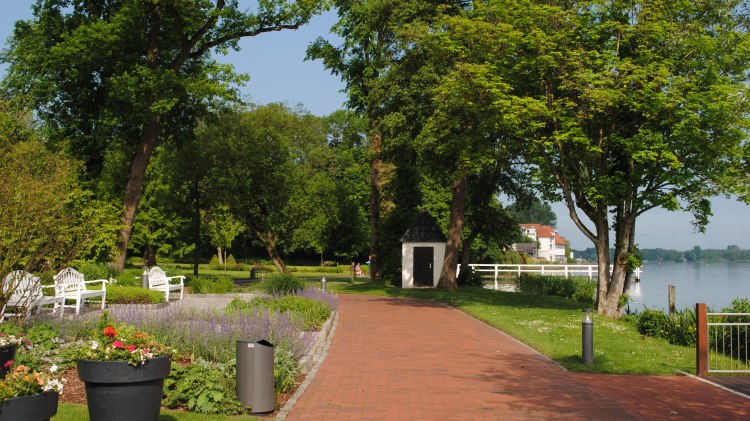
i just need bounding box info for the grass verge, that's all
[330,281,694,375]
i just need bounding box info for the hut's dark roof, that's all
[400,211,447,243]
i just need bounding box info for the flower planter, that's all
[0,344,17,379]
[0,392,59,421]
[77,356,171,421]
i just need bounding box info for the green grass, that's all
[54,403,260,420]
[330,281,695,375]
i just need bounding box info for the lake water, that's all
[628,262,750,311]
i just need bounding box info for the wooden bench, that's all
[1,271,64,321]
[53,268,107,314]
[147,266,184,302]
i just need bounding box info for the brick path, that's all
[286,295,750,420]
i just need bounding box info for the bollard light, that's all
[321,276,327,292]
[582,308,594,365]
[141,267,149,289]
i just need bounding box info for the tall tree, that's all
[308,0,467,281]
[435,0,750,315]
[1,0,326,271]
[507,199,557,228]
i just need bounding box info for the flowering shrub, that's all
[77,311,174,366]
[0,363,65,402]
[0,333,21,347]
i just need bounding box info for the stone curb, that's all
[275,309,339,421]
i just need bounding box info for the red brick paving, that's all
[287,295,750,420]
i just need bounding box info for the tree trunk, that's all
[217,247,223,264]
[368,132,382,281]
[192,180,200,276]
[438,174,467,290]
[255,229,288,274]
[113,115,161,271]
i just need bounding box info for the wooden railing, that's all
[696,303,750,376]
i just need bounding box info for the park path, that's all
[285,294,750,420]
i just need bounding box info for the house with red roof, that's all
[513,224,570,262]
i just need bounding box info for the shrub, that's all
[263,273,305,295]
[111,268,144,287]
[225,254,244,271]
[228,295,331,331]
[208,255,221,270]
[106,285,165,304]
[515,274,595,305]
[74,261,115,281]
[631,307,696,347]
[189,276,234,294]
[293,266,344,274]
[163,359,243,415]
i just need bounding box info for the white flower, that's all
[49,364,58,373]
[90,340,99,350]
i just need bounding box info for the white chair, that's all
[53,268,107,314]
[1,271,64,321]
[147,266,184,302]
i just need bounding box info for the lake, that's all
[628,261,750,311]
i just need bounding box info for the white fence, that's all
[458,264,643,291]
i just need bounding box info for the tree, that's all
[2,0,327,271]
[0,105,119,314]
[200,104,327,272]
[507,199,557,228]
[203,204,245,271]
[440,0,750,315]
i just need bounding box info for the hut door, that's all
[413,247,434,286]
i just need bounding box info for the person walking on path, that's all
[286,294,750,420]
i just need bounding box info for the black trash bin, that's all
[236,339,274,413]
[250,268,257,279]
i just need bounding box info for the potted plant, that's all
[0,363,64,421]
[77,311,174,421]
[0,334,21,379]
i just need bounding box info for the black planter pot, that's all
[0,392,59,421]
[0,344,17,379]
[77,356,171,421]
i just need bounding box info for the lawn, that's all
[329,281,695,375]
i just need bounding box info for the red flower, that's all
[3,360,13,368]
[103,326,117,338]
[126,344,137,353]
[112,341,124,349]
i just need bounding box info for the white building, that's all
[513,224,569,262]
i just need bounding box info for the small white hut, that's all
[401,211,447,288]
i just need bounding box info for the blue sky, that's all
[2,2,750,251]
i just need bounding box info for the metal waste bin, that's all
[236,339,274,413]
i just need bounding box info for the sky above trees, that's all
[2,1,749,251]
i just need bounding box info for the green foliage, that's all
[73,261,115,281]
[263,274,305,295]
[228,295,331,331]
[292,266,344,274]
[163,359,243,415]
[275,349,300,395]
[208,255,221,271]
[457,266,484,287]
[225,254,238,270]
[110,268,144,287]
[631,307,696,347]
[189,276,234,294]
[507,199,557,227]
[515,274,595,305]
[106,285,165,304]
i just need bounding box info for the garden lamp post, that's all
[141,267,149,289]
[321,276,327,292]
[582,308,594,365]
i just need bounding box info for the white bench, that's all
[1,271,64,321]
[147,266,184,302]
[53,268,107,314]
